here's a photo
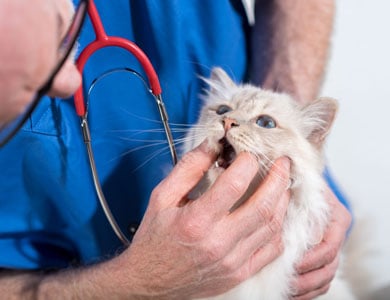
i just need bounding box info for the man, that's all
[0,0,350,299]
[0,0,81,125]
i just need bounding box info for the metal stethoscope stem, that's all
[75,0,177,245]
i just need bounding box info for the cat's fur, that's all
[183,67,355,300]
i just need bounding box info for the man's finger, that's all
[292,255,338,297]
[156,140,217,206]
[296,188,351,274]
[232,157,291,223]
[199,152,260,217]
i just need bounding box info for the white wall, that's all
[322,0,390,291]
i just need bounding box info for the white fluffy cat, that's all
[182,67,354,300]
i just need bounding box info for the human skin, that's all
[0,0,350,299]
[251,0,352,298]
[0,0,81,128]
[252,0,335,104]
[292,189,351,300]
[0,147,291,299]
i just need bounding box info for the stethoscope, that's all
[74,0,178,246]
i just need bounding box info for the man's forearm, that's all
[0,258,145,299]
[0,267,107,299]
[250,0,335,103]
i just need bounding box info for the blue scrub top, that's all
[0,0,249,269]
[0,0,349,270]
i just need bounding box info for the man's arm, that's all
[251,1,352,299]
[0,145,291,299]
[250,0,335,103]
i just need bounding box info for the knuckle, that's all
[321,283,331,294]
[149,187,164,208]
[227,264,251,288]
[179,216,207,242]
[323,243,338,265]
[268,215,284,236]
[323,261,337,282]
[292,280,305,297]
[322,269,333,284]
[344,209,353,227]
[330,255,340,271]
[225,178,248,199]
[291,295,307,300]
[220,256,239,275]
[273,237,285,255]
[294,272,315,295]
[180,150,200,168]
[150,186,162,200]
[230,271,247,287]
[337,199,352,226]
[201,239,225,263]
[255,201,272,222]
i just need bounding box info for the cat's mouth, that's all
[216,137,236,169]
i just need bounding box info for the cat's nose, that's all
[222,117,239,131]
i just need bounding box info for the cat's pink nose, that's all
[223,117,239,130]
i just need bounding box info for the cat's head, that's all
[190,67,338,176]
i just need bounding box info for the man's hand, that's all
[116,142,291,299]
[291,187,352,300]
[1,143,291,299]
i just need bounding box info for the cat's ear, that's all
[203,67,237,99]
[301,97,338,148]
[210,67,236,89]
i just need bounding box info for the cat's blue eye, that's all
[256,115,276,128]
[216,105,232,115]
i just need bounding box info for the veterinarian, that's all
[0,0,351,299]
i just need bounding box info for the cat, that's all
[182,67,355,300]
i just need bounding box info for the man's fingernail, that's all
[281,157,291,170]
[286,178,293,190]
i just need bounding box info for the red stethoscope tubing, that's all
[74,0,162,117]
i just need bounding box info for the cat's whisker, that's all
[111,127,211,143]
[130,146,172,173]
[249,150,291,187]
[169,122,209,128]
[263,161,292,187]
[106,140,171,165]
[108,127,193,136]
[118,107,210,132]
[119,108,166,125]
[118,137,168,143]
[104,127,215,167]
[173,132,210,144]
[173,131,224,151]
[108,128,167,134]
[173,68,350,299]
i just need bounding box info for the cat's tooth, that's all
[215,161,220,168]
[286,178,294,190]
